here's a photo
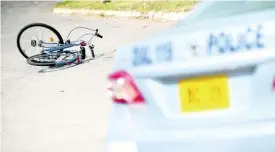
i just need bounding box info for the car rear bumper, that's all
[107,125,275,152]
[107,106,275,152]
[107,135,275,152]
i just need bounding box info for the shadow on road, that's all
[38,50,116,73]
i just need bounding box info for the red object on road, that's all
[77,56,81,64]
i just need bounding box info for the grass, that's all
[55,1,199,13]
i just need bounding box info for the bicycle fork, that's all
[89,45,95,58]
[79,44,95,60]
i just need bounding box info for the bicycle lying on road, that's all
[16,23,103,67]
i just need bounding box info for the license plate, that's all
[178,74,230,112]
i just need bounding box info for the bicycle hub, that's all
[31,40,37,47]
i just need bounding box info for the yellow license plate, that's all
[178,74,230,112]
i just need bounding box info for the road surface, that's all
[1,1,173,152]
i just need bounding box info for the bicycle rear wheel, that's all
[27,51,78,67]
[17,23,64,59]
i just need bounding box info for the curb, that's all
[52,8,188,21]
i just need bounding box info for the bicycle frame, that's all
[40,42,82,54]
[38,27,101,56]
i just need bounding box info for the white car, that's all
[107,1,275,152]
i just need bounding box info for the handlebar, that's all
[96,33,103,38]
[95,29,103,38]
[66,27,103,47]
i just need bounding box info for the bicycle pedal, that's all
[77,55,81,64]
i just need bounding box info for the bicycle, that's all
[16,23,103,67]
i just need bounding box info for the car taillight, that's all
[107,70,145,104]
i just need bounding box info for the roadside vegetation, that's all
[55,1,199,13]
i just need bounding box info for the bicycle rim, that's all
[55,51,78,67]
[27,52,78,67]
[27,53,57,66]
[17,23,64,59]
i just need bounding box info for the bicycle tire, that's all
[27,51,78,67]
[17,23,64,59]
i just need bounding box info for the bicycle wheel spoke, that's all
[38,27,44,41]
[40,27,45,41]
[21,34,33,41]
[17,23,64,58]
[27,51,77,67]
[34,27,40,41]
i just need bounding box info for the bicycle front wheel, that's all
[17,23,64,59]
[27,51,78,67]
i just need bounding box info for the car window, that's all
[180,1,275,24]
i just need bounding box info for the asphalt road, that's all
[1,1,173,152]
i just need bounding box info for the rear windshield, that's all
[182,1,275,23]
